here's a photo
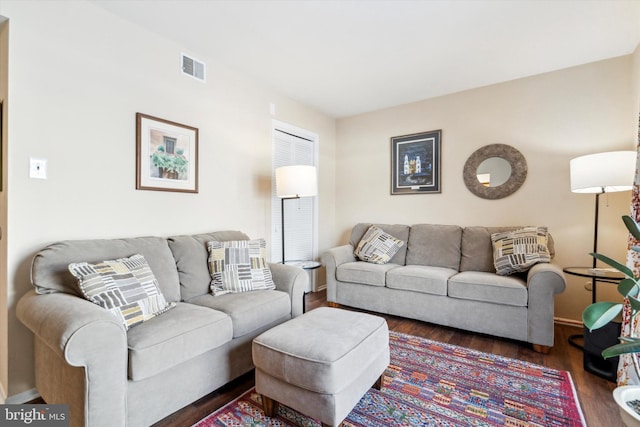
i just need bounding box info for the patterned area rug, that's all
[194,331,586,426]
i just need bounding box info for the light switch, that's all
[29,157,47,179]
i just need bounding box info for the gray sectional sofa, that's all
[16,231,308,427]
[322,223,566,352]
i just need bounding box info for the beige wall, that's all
[0,1,336,398]
[335,55,638,323]
[1,0,638,403]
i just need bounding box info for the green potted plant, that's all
[583,215,640,427]
[151,146,188,180]
[583,215,640,356]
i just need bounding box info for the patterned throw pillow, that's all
[491,227,551,276]
[207,239,275,296]
[68,254,175,330]
[354,225,405,264]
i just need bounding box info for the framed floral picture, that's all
[391,130,441,195]
[136,113,199,193]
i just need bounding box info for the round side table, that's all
[285,260,321,312]
[563,266,624,304]
[563,266,625,382]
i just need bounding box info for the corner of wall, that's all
[632,42,640,125]
[0,16,8,408]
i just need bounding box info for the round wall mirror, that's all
[476,157,512,187]
[463,144,527,199]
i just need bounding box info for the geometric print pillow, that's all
[68,254,175,330]
[491,227,551,276]
[354,225,405,265]
[207,238,275,296]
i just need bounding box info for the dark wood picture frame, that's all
[136,113,199,193]
[391,130,441,195]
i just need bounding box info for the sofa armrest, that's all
[525,262,567,346]
[527,262,566,295]
[268,263,307,317]
[17,290,128,426]
[321,245,356,302]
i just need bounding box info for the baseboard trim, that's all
[554,317,582,328]
[0,383,6,404]
[5,388,40,404]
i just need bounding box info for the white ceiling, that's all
[92,0,640,118]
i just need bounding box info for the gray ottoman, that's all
[252,307,389,427]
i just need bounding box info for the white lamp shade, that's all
[276,165,317,198]
[570,151,636,193]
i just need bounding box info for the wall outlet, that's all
[29,158,47,179]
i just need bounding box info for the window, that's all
[271,121,318,263]
[163,136,176,154]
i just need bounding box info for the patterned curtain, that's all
[619,110,640,385]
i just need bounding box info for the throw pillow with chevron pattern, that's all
[491,227,550,275]
[69,254,175,330]
[207,238,275,296]
[354,225,405,264]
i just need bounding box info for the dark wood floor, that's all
[152,290,620,426]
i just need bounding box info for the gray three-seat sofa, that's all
[322,223,566,352]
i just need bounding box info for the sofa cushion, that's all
[448,271,528,306]
[459,226,556,272]
[354,225,405,264]
[336,261,400,287]
[127,302,232,381]
[386,265,456,296]
[188,290,291,338]
[69,254,175,330]
[350,223,409,265]
[31,236,181,301]
[207,239,275,296]
[167,231,251,301]
[491,227,551,275]
[405,224,462,270]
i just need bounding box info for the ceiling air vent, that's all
[181,53,206,82]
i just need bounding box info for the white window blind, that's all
[271,125,317,263]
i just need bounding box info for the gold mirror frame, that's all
[463,144,527,200]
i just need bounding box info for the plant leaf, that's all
[583,302,623,331]
[630,295,640,313]
[590,252,634,278]
[619,278,640,298]
[602,339,640,359]
[623,215,640,240]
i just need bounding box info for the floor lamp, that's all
[570,150,636,302]
[275,165,317,264]
[569,151,635,373]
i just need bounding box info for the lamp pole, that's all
[281,195,300,264]
[592,190,602,304]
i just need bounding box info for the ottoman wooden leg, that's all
[261,395,279,417]
[373,373,384,390]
